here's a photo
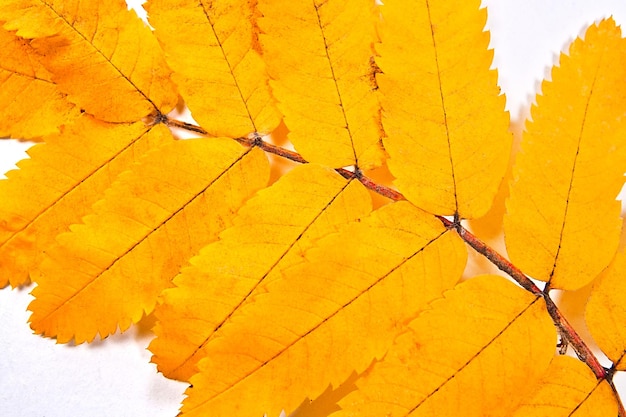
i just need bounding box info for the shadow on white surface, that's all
[0,285,187,417]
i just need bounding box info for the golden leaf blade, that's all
[512,356,617,417]
[0,27,77,139]
[586,248,626,370]
[377,0,511,218]
[146,0,280,138]
[504,19,626,290]
[0,116,172,288]
[150,163,372,381]
[0,0,178,122]
[258,0,384,169]
[180,201,467,417]
[337,275,555,417]
[28,139,269,343]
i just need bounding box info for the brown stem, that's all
[164,118,610,384]
[544,295,606,379]
[357,175,405,201]
[453,224,543,296]
[163,118,208,135]
[235,136,309,164]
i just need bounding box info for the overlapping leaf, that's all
[180,201,467,416]
[0,27,76,139]
[336,275,555,417]
[376,0,511,218]
[258,0,384,169]
[0,0,178,122]
[29,139,269,343]
[586,248,626,370]
[146,0,280,137]
[512,355,616,417]
[150,163,372,381]
[0,116,173,288]
[0,1,623,415]
[504,19,626,290]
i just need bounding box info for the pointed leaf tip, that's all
[505,18,626,290]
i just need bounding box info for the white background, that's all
[2,1,626,415]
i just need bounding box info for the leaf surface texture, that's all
[337,275,556,417]
[29,139,269,343]
[586,248,626,370]
[258,0,384,169]
[0,0,178,122]
[512,355,616,417]
[180,201,467,416]
[150,163,372,381]
[504,19,626,290]
[376,0,511,218]
[0,116,172,288]
[146,0,280,137]
[0,27,77,139]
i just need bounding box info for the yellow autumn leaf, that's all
[512,355,617,417]
[150,163,372,381]
[28,139,269,343]
[377,0,511,218]
[258,0,384,169]
[504,19,626,291]
[0,0,178,122]
[586,248,626,370]
[146,0,280,138]
[179,201,467,416]
[337,275,556,417]
[0,27,77,139]
[0,116,173,288]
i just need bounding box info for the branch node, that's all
[250,132,264,147]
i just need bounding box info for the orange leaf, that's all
[146,0,281,137]
[504,19,626,290]
[258,0,384,169]
[0,27,77,139]
[180,201,466,416]
[337,275,555,417]
[377,0,511,218]
[28,139,269,343]
[150,163,372,381]
[0,0,178,122]
[0,116,173,288]
[586,248,626,369]
[512,355,616,417]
